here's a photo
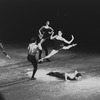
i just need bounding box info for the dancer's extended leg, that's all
[39,44,77,62]
[62,44,77,50]
[45,49,58,58]
[38,39,45,50]
[38,49,58,62]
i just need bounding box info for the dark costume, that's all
[53,39,65,50]
[27,43,38,79]
[40,27,53,39]
[36,35,50,63]
[47,71,82,81]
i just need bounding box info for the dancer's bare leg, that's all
[38,49,58,62]
[62,44,77,50]
[45,50,58,58]
[38,39,45,50]
[39,44,77,62]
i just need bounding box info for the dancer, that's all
[36,35,50,63]
[27,37,40,80]
[47,70,82,81]
[38,21,54,63]
[38,21,54,49]
[38,41,50,63]
[0,40,11,59]
[38,21,54,44]
[39,30,77,62]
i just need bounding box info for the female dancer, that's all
[39,30,77,62]
[38,21,54,63]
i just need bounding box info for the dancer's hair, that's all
[30,37,37,44]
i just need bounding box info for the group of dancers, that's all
[27,21,82,80]
[0,21,81,81]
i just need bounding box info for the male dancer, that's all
[27,37,41,79]
[39,30,77,62]
[38,21,54,63]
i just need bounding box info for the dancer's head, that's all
[58,30,63,36]
[75,70,82,79]
[46,21,50,26]
[30,37,38,44]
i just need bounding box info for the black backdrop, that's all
[0,0,100,51]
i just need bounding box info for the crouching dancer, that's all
[27,37,40,80]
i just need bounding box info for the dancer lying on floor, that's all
[47,70,82,81]
[38,30,77,62]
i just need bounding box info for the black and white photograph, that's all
[0,0,100,100]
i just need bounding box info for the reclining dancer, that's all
[0,40,11,59]
[38,30,77,62]
[38,21,54,63]
[47,70,82,81]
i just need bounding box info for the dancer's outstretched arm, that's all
[62,35,74,44]
[39,26,44,37]
[48,27,54,34]
[50,32,57,40]
[0,42,5,51]
[0,43,11,59]
[3,51,11,59]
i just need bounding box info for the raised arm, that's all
[49,27,54,34]
[39,26,43,35]
[62,35,74,44]
[50,32,57,40]
[38,49,59,62]
[38,26,44,39]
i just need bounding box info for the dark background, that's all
[0,0,100,51]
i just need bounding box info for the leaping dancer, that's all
[38,30,77,62]
[0,40,11,59]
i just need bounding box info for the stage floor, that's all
[0,43,100,100]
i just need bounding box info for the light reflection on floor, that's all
[26,69,60,82]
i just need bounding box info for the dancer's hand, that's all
[6,54,11,59]
[68,43,77,49]
[71,35,74,41]
[3,50,11,59]
[38,58,45,62]
[72,43,77,47]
